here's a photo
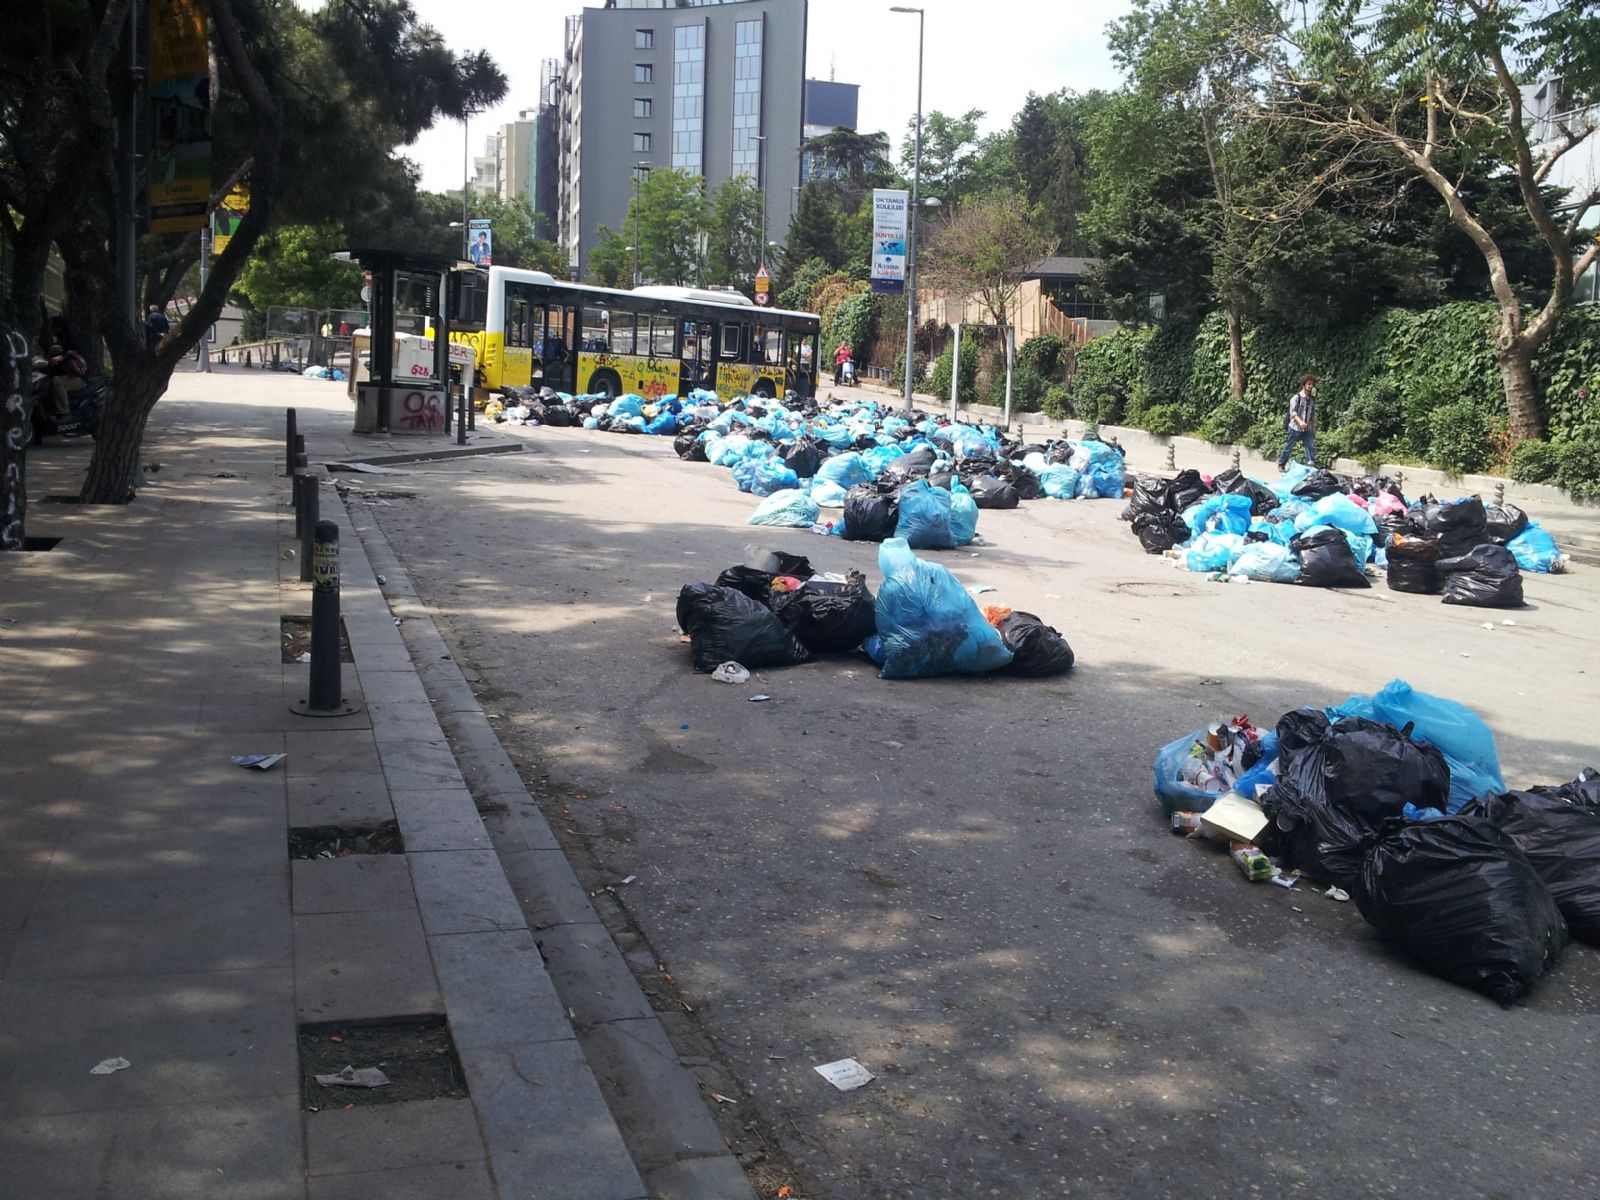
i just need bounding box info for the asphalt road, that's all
[365,420,1600,1200]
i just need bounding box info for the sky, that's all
[402,0,1136,193]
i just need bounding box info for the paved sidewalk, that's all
[0,370,661,1198]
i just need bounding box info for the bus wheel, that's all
[587,369,622,400]
[751,379,776,400]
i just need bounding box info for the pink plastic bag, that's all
[1373,492,1406,517]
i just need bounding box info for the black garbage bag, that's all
[842,483,900,542]
[1373,512,1412,548]
[1132,510,1190,554]
[1169,469,1212,512]
[927,466,956,490]
[674,429,709,461]
[1290,468,1349,501]
[1046,442,1074,465]
[1262,709,1450,886]
[1126,475,1174,519]
[1467,775,1600,946]
[1439,544,1524,608]
[771,574,878,654]
[969,474,1020,509]
[995,611,1075,677]
[1484,503,1530,544]
[745,548,815,579]
[674,583,815,673]
[1291,526,1370,587]
[1422,495,1489,556]
[780,437,825,479]
[713,565,778,605]
[896,443,938,472]
[1014,443,1047,459]
[1385,536,1444,595]
[1211,467,1280,516]
[1356,816,1567,1004]
[1013,468,1044,501]
[542,405,575,427]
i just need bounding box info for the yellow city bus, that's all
[446,267,821,402]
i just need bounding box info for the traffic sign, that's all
[754,265,771,306]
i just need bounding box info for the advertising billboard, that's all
[870,188,908,295]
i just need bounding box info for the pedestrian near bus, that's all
[144,305,170,352]
[1278,373,1317,470]
[833,340,852,386]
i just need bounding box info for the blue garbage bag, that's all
[862,445,906,478]
[748,487,820,528]
[894,479,957,550]
[710,435,754,467]
[1184,532,1246,572]
[644,411,678,435]
[1327,679,1504,812]
[814,424,855,449]
[1294,494,1377,537]
[816,451,872,489]
[811,479,848,508]
[949,481,979,546]
[1507,522,1564,572]
[1037,464,1082,499]
[874,538,1013,679]
[608,394,646,419]
[733,457,800,497]
[1154,730,1282,816]
[1183,493,1253,538]
[582,417,599,430]
[1078,459,1126,499]
[620,415,647,432]
[1271,460,1312,501]
[1249,516,1297,546]
[1230,541,1301,582]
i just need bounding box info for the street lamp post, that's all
[632,162,649,287]
[890,5,925,413]
[753,134,769,281]
[461,116,470,257]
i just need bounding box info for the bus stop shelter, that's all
[334,248,465,437]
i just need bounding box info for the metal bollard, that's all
[467,395,476,432]
[299,474,319,584]
[285,407,298,477]
[1494,481,1506,506]
[292,473,305,539]
[1165,443,1177,470]
[293,520,361,717]
[456,390,467,446]
[295,432,308,470]
[1231,447,1242,470]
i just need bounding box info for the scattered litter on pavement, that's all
[89,1057,130,1075]
[314,1066,392,1089]
[296,651,311,663]
[231,754,286,771]
[967,584,997,595]
[1325,886,1351,902]
[282,549,296,560]
[1502,618,1517,626]
[618,875,637,886]
[393,617,404,627]
[710,662,751,684]
[749,694,771,702]
[375,574,386,585]
[814,1058,874,1091]
[709,1092,736,1105]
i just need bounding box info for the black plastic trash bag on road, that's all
[1373,512,1412,548]
[1467,773,1600,946]
[1484,503,1530,544]
[1421,495,1489,556]
[1126,475,1173,519]
[1212,467,1280,516]
[675,429,709,461]
[746,548,815,579]
[772,574,878,654]
[779,437,825,479]
[713,565,779,605]
[1169,469,1212,512]
[1438,544,1524,608]
[1291,527,1370,588]
[969,474,1020,509]
[1385,536,1444,595]
[675,583,815,673]
[1290,469,1350,501]
[1132,510,1190,554]
[1013,468,1044,501]
[843,483,900,542]
[995,611,1076,677]
[1356,816,1567,1004]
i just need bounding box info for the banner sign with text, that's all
[148,0,212,233]
[869,188,908,295]
[468,218,493,266]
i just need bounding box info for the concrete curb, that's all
[330,441,525,468]
[343,494,758,1200]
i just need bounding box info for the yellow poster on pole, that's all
[148,0,212,233]
[212,184,249,253]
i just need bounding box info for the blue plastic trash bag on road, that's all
[811,479,848,508]
[1294,493,1377,537]
[582,417,599,430]
[949,481,979,546]
[1183,493,1253,538]
[732,457,799,496]
[1184,532,1246,572]
[608,394,645,419]
[816,451,872,490]
[1270,460,1312,501]
[894,479,957,550]
[874,538,1013,679]
[644,411,678,435]
[1154,730,1281,816]
[1230,541,1301,582]
[1038,464,1083,499]
[748,487,820,527]
[1327,679,1504,812]
[1249,516,1297,546]
[1078,459,1126,499]
[1507,522,1565,572]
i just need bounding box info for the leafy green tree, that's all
[586,225,634,289]
[1010,90,1106,255]
[701,176,764,292]
[625,168,705,286]
[899,109,985,203]
[782,182,842,277]
[922,189,1058,329]
[234,223,364,324]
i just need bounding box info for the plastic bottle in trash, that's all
[1230,841,1272,882]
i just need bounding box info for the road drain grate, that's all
[281,614,354,663]
[298,1016,468,1109]
[288,820,404,859]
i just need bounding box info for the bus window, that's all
[720,323,743,360]
[755,327,783,365]
[507,296,532,348]
[580,308,611,353]
[649,316,676,359]
[610,312,636,355]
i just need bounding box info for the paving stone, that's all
[286,729,382,775]
[390,789,491,852]
[307,1161,497,1200]
[579,1017,733,1166]
[305,1097,485,1176]
[460,1038,646,1200]
[533,924,655,1026]
[408,850,525,936]
[377,739,464,790]
[499,848,600,929]
[352,669,432,709]
[293,907,440,1023]
[349,644,417,673]
[481,805,561,852]
[428,929,571,1051]
[648,1156,760,1200]
[288,772,395,827]
[0,969,296,1119]
[292,855,415,915]
[0,1096,303,1200]
[7,873,291,980]
[368,698,444,730]
[45,803,285,882]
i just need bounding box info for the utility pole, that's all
[891,6,925,413]
[753,134,768,282]
[461,116,470,256]
[198,226,211,372]
[117,2,141,335]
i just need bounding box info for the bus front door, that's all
[679,320,714,396]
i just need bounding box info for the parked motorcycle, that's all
[30,357,105,443]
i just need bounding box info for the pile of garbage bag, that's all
[675,540,1075,683]
[1153,679,1594,1003]
[1119,458,1567,601]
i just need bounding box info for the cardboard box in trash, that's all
[1199,794,1269,844]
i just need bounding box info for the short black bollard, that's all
[299,474,319,584]
[292,473,305,539]
[285,407,298,477]
[292,519,361,718]
[456,391,467,446]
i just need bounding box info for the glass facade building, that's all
[730,17,764,180]
[671,22,706,173]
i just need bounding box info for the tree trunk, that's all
[79,364,163,503]
[1225,308,1246,401]
[1498,343,1546,443]
[1,321,30,549]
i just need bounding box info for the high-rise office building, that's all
[800,78,859,184]
[557,0,808,279]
